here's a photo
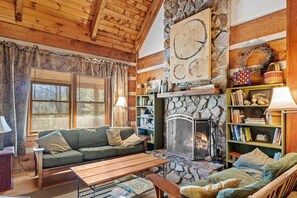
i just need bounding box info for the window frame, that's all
[28,72,111,135]
[29,81,72,134]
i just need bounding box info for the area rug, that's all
[24,181,155,198]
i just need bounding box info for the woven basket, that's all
[264,63,283,84]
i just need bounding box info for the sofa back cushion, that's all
[111,127,135,141]
[262,153,297,181]
[38,129,79,150]
[78,126,110,148]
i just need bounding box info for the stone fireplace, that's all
[167,114,211,160]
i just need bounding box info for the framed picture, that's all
[255,131,269,143]
[170,8,211,83]
[147,79,161,94]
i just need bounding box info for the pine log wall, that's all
[128,66,137,128]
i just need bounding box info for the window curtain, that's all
[0,42,38,155]
[0,41,129,155]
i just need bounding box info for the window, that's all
[76,76,106,128]
[31,83,70,132]
[29,69,110,134]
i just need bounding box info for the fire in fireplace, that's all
[167,114,211,160]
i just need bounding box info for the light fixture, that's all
[267,87,297,113]
[0,116,12,151]
[115,96,127,107]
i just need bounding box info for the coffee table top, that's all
[71,153,168,186]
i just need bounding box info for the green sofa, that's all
[34,126,147,188]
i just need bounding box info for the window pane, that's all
[32,115,69,132]
[32,84,69,101]
[77,103,105,128]
[32,102,69,114]
[77,75,105,102]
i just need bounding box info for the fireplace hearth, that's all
[167,114,211,160]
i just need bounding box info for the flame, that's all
[201,133,208,141]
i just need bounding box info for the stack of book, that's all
[231,109,245,123]
[244,118,266,125]
[230,125,252,142]
[230,90,245,106]
[272,128,282,146]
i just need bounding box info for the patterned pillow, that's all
[106,129,122,146]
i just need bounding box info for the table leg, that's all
[77,177,80,198]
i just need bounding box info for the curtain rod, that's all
[0,37,136,66]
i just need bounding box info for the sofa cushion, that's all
[78,146,117,160]
[106,129,123,146]
[122,134,144,147]
[207,168,257,187]
[43,150,83,168]
[39,129,79,150]
[216,180,269,198]
[111,127,135,141]
[262,153,297,181]
[114,144,144,156]
[180,178,241,198]
[36,131,71,154]
[78,126,109,148]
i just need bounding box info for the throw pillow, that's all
[122,134,143,147]
[180,178,241,198]
[106,129,122,146]
[234,148,275,171]
[35,130,71,154]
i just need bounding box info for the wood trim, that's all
[15,0,23,22]
[72,74,77,128]
[286,0,297,153]
[230,9,286,45]
[137,51,164,70]
[135,0,164,52]
[105,78,112,126]
[0,21,136,63]
[91,0,104,40]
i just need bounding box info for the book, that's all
[118,177,154,195]
[240,127,246,142]
[244,128,252,141]
[234,125,241,141]
[244,118,266,125]
[272,128,279,145]
[274,129,281,146]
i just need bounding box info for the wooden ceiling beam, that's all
[91,0,105,40]
[135,0,163,52]
[15,0,23,22]
[0,21,136,62]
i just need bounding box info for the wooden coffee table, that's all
[71,153,168,197]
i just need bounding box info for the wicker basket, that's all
[264,63,283,84]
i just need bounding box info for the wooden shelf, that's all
[227,105,269,108]
[227,123,281,128]
[157,87,220,98]
[137,116,154,119]
[227,140,282,149]
[137,127,154,131]
[136,106,154,108]
[228,83,284,90]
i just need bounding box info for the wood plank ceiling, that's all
[0,0,163,62]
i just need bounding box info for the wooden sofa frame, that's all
[34,138,147,189]
[148,164,297,198]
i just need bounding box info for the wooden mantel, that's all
[157,87,220,98]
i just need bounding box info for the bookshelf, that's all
[136,94,163,150]
[226,83,285,167]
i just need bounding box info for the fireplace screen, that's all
[167,114,211,160]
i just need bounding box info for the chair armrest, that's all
[142,137,148,152]
[33,147,44,177]
[148,174,183,198]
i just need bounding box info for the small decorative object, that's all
[170,8,211,83]
[251,108,265,118]
[160,79,168,93]
[244,100,251,106]
[266,111,281,125]
[233,69,251,86]
[255,132,269,143]
[249,90,271,105]
[137,83,147,95]
[147,79,161,94]
[264,62,284,84]
[146,99,153,106]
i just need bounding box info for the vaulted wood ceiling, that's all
[0,0,163,62]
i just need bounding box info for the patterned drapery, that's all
[0,41,129,155]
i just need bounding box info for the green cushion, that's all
[78,126,109,148]
[207,168,257,187]
[78,146,117,160]
[39,129,79,150]
[43,150,83,168]
[111,127,135,140]
[262,153,297,181]
[216,180,269,198]
[114,144,144,156]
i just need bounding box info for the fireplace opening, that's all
[167,114,211,160]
